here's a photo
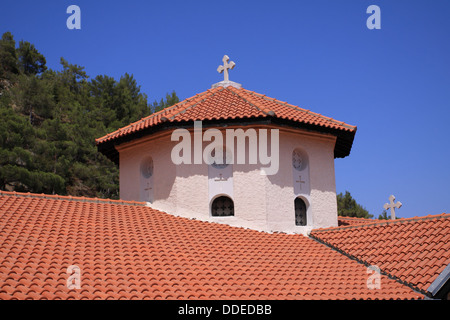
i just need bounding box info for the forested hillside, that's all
[0,32,179,199]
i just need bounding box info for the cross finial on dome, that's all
[217,55,235,82]
[212,55,242,89]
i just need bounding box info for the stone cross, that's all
[296,176,306,190]
[383,194,402,220]
[217,55,235,82]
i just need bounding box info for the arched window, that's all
[295,197,307,226]
[211,196,234,217]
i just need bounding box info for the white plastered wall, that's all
[117,125,338,234]
[265,129,338,234]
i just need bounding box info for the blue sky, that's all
[1,0,449,218]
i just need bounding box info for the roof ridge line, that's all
[312,213,450,233]
[309,233,428,298]
[247,90,357,131]
[227,86,275,116]
[339,216,374,220]
[162,87,225,121]
[0,190,148,207]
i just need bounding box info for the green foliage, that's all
[0,31,19,80]
[0,32,180,199]
[17,40,47,75]
[337,191,373,219]
[152,90,180,113]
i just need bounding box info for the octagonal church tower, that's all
[96,56,357,235]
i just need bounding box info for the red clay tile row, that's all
[338,216,377,226]
[311,214,450,294]
[0,190,147,206]
[0,191,421,300]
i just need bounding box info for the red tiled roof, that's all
[0,191,421,300]
[95,86,357,163]
[311,214,450,295]
[338,216,376,226]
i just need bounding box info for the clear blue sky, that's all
[1,0,449,218]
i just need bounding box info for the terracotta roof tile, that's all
[311,213,450,295]
[0,191,421,300]
[338,216,375,227]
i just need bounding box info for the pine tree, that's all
[337,191,373,219]
[152,90,179,113]
[0,31,19,82]
[16,40,47,75]
[0,32,179,199]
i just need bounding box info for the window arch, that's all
[211,196,234,217]
[295,197,307,226]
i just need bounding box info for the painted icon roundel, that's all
[140,157,154,178]
[292,149,304,171]
[211,147,231,169]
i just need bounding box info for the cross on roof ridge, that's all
[217,55,235,82]
[383,194,402,220]
[212,54,242,89]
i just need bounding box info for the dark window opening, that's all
[295,198,307,226]
[211,196,234,217]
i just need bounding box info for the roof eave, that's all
[96,117,357,164]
